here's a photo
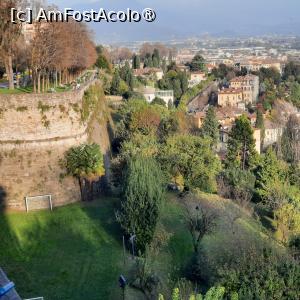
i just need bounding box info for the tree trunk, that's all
[55,70,58,87]
[85,180,94,202]
[47,74,50,90]
[59,70,61,86]
[42,74,45,93]
[33,70,36,93]
[6,55,14,90]
[78,177,86,202]
[37,71,41,93]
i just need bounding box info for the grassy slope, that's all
[0,195,192,300]
[0,193,275,300]
[0,198,124,300]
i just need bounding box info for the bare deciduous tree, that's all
[0,0,22,89]
[184,197,218,253]
[29,20,97,93]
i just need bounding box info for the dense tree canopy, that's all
[226,115,257,170]
[158,69,188,100]
[187,54,206,72]
[160,135,221,192]
[63,143,105,202]
[0,2,97,92]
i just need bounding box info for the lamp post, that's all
[119,275,126,300]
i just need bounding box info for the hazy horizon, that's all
[53,0,300,43]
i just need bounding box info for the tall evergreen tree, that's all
[280,114,300,163]
[153,49,160,63]
[144,53,153,68]
[117,156,165,252]
[161,59,167,73]
[119,62,134,90]
[254,148,287,201]
[255,109,265,142]
[201,106,219,146]
[110,69,121,95]
[188,54,206,72]
[132,54,141,69]
[226,115,257,170]
[152,48,160,68]
[255,110,264,129]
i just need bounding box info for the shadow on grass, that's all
[0,197,125,300]
[0,186,7,212]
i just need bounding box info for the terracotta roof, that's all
[219,88,243,94]
[193,106,246,121]
[215,106,245,119]
[230,75,258,82]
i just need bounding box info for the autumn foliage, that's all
[0,0,97,92]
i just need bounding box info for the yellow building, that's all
[230,75,259,104]
[240,59,282,74]
[218,88,243,107]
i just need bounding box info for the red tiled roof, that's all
[230,75,257,82]
[219,88,243,94]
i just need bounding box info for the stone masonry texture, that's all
[0,82,97,210]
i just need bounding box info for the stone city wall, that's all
[0,80,99,210]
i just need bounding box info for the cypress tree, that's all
[152,48,160,67]
[132,54,141,69]
[226,115,257,170]
[117,155,165,252]
[255,109,265,141]
[201,106,219,146]
[110,70,121,95]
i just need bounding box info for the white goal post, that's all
[25,194,53,212]
[24,298,44,300]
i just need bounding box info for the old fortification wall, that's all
[0,80,99,210]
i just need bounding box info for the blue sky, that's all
[54,0,300,43]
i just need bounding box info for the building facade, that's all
[218,88,244,107]
[240,59,282,74]
[229,75,259,104]
[142,87,174,107]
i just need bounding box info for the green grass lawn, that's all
[0,87,33,94]
[0,197,126,300]
[0,85,72,95]
[0,195,194,300]
[0,192,275,300]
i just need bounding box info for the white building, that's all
[189,71,207,88]
[142,87,174,107]
[264,120,284,149]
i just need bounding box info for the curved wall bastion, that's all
[0,80,101,210]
